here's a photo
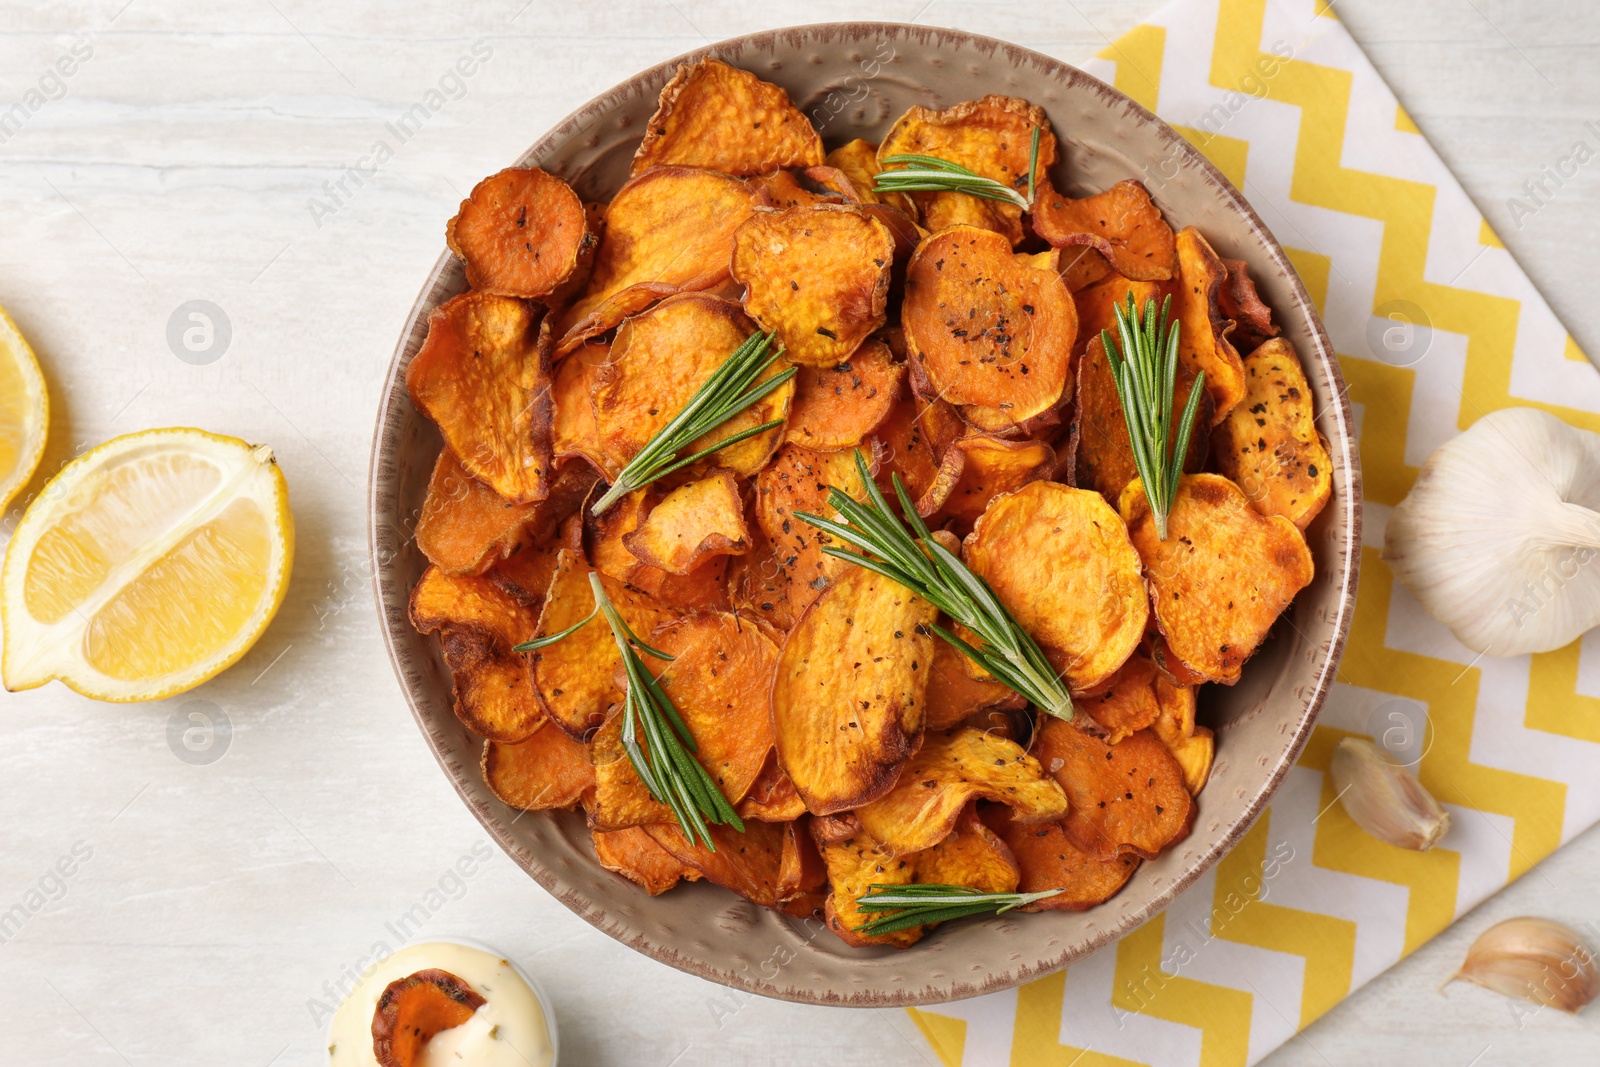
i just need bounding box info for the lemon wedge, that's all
[1,428,293,701]
[0,307,49,512]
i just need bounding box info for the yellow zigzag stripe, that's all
[1097,24,1165,111]
[1210,814,1357,1027]
[1110,915,1253,1067]
[1011,970,1144,1066]
[1528,640,1600,744]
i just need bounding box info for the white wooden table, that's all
[3,2,1597,1064]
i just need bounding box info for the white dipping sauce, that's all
[327,940,554,1067]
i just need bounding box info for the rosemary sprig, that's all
[1099,293,1205,541]
[874,125,1042,209]
[591,329,796,516]
[514,573,744,850]
[793,449,1072,721]
[854,883,1068,936]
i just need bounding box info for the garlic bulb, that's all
[1384,407,1600,656]
[1449,917,1600,1014]
[1330,738,1449,850]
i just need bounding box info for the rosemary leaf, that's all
[854,883,1069,935]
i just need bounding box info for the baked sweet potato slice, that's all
[1120,473,1314,684]
[406,292,554,504]
[752,442,879,623]
[749,168,837,210]
[594,293,791,480]
[1174,227,1247,422]
[1071,332,1210,503]
[1210,338,1333,530]
[445,167,593,299]
[812,822,921,948]
[481,726,595,810]
[550,339,608,469]
[1168,726,1215,796]
[925,638,1024,731]
[725,521,810,634]
[631,58,823,178]
[877,95,1056,244]
[1218,257,1279,352]
[930,434,1055,531]
[1034,719,1194,861]
[487,510,583,607]
[869,392,965,513]
[593,826,700,896]
[772,564,937,815]
[963,481,1146,691]
[409,566,543,742]
[854,727,1068,857]
[555,166,756,352]
[623,470,750,575]
[526,550,676,738]
[1072,275,1170,358]
[587,707,672,830]
[644,819,801,908]
[1031,179,1175,282]
[784,338,903,450]
[736,753,807,822]
[903,226,1077,435]
[730,204,895,366]
[1055,246,1114,292]
[1079,655,1164,743]
[915,803,1021,894]
[415,449,536,575]
[372,969,484,1067]
[651,611,778,805]
[815,138,914,213]
[984,807,1140,911]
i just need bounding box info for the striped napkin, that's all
[906,0,1600,1062]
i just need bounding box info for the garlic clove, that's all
[1383,407,1600,657]
[1330,738,1450,850]
[1449,917,1600,1014]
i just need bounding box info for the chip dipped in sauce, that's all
[327,940,555,1067]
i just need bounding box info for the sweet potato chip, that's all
[750,168,837,210]
[372,969,484,1067]
[1072,274,1170,358]
[1071,333,1210,503]
[1120,473,1314,684]
[445,166,593,299]
[1174,227,1247,422]
[870,393,964,512]
[645,819,800,908]
[631,58,823,178]
[1032,179,1175,282]
[623,470,750,575]
[406,292,554,504]
[1055,246,1114,292]
[481,726,595,810]
[594,293,791,479]
[812,822,921,948]
[816,138,913,213]
[925,638,1024,731]
[773,563,937,815]
[587,708,672,830]
[854,727,1068,856]
[1168,726,1215,796]
[1219,257,1279,351]
[651,610,778,804]
[903,226,1077,434]
[593,827,699,896]
[415,449,536,575]
[737,754,807,822]
[1079,655,1163,743]
[963,481,1146,690]
[555,167,756,352]
[487,511,583,607]
[410,566,543,742]
[877,95,1056,244]
[752,441,881,622]
[1149,633,1212,688]
[783,338,903,450]
[914,804,1020,894]
[1035,719,1194,861]
[551,339,607,468]
[985,807,1139,911]
[730,204,895,367]
[1211,338,1333,530]
[931,434,1055,531]
[527,550,676,738]
[725,523,810,634]
[1149,673,1197,750]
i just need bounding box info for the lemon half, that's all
[0,307,49,512]
[1,428,293,701]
